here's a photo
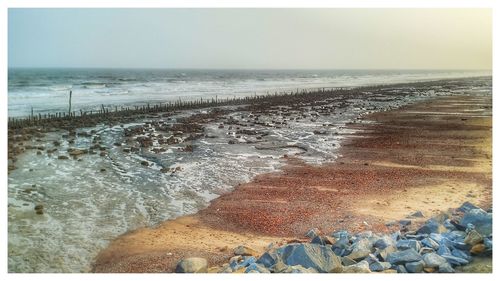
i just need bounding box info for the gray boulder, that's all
[396,239,421,252]
[369,261,392,272]
[347,238,373,260]
[437,244,452,256]
[417,219,446,234]
[421,237,440,250]
[386,249,422,265]
[405,261,425,273]
[440,254,469,266]
[342,260,371,273]
[245,263,271,273]
[280,243,342,273]
[305,228,320,239]
[257,252,279,268]
[460,209,492,236]
[438,262,455,273]
[423,253,447,267]
[374,236,395,250]
[175,257,208,273]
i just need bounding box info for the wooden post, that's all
[68,90,72,116]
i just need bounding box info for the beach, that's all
[89,78,492,272]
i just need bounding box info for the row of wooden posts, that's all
[8,87,346,129]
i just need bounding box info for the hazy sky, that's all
[8,8,492,69]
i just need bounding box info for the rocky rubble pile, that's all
[175,202,492,273]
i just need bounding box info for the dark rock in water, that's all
[175,257,208,273]
[58,155,69,160]
[405,261,425,273]
[34,204,44,215]
[347,238,373,260]
[140,161,149,166]
[438,262,455,273]
[440,254,469,266]
[421,237,440,250]
[374,236,395,250]
[396,239,421,252]
[460,209,492,236]
[386,249,422,265]
[257,252,279,268]
[279,243,342,273]
[417,219,446,234]
[423,253,447,268]
[457,202,479,213]
[451,248,471,261]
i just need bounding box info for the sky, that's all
[8,8,492,70]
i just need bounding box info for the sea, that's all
[7,69,491,272]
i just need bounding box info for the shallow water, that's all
[7,78,492,272]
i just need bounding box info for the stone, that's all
[311,235,326,245]
[245,263,270,273]
[405,261,425,273]
[470,243,486,255]
[419,247,435,255]
[332,237,350,256]
[234,245,258,256]
[341,256,357,266]
[257,252,279,268]
[409,211,424,218]
[58,155,69,160]
[423,267,436,273]
[396,239,421,252]
[305,228,320,238]
[421,237,440,250]
[279,243,342,273]
[423,253,447,268]
[347,238,372,260]
[386,249,422,265]
[457,202,479,213]
[369,261,392,272]
[395,265,407,273]
[437,244,452,256]
[460,209,492,236]
[438,262,455,273]
[451,248,471,261]
[417,219,446,234]
[332,230,350,240]
[68,149,86,156]
[281,265,318,273]
[378,245,397,261]
[342,260,371,273]
[440,254,469,266]
[464,229,483,246]
[175,257,208,273]
[374,236,395,250]
[399,219,412,226]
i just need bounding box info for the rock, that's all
[234,245,258,256]
[423,253,447,267]
[279,243,342,273]
[342,260,371,273]
[68,149,86,156]
[419,247,435,255]
[378,245,397,261]
[440,254,469,266]
[421,237,440,250]
[341,256,357,266]
[347,238,372,260]
[457,201,479,213]
[396,239,421,252]
[405,260,425,273]
[305,228,320,239]
[332,230,350,239]
[399,219,412,226]
[374,236,395,250]
[451,248,471,261]
[395,265,407,273]
[175,257,208,273]
[332,237,350,256]
[140,160,149,166]
[281,265,318,273]
[369,261,392,272]
[437,244,452,256]
[386,249,422,265]
[323,236,336,245]
[438,262,455,273]
[423,267,436,273]
[257,252,279,268]
[270,260,288,273]
[311,235,326,245]
[58,155,69,160]
[409,211,424,218]
[464,229,483,246]
[460,209,492,236]
[470,243,486,255]
[244,263,270,273]
[417,219,446,234]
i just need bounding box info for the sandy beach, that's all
[92,88,492,272]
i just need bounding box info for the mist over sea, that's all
[8,68,490,118]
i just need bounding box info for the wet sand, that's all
[92,94,492,272]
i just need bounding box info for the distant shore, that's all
[92,79,492,272]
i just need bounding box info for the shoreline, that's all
[92,88,492,272]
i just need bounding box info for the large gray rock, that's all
[396,239,421,252]
[245,263,271,273]
[369,260,392,272]
[440,254,469,266]
[421,237,440,250]
[281,265,318,273]
[280,243,342,273]
[175,257,208,273]
[417,219,446,234]
[460,209,492,236]
[374,236,395,250]
[386,249,422,265]
[423,253,447,268]
[438,262,455,273]
[378,245,398,261]
[347,238,373,260]
[257,252,280,268]
[405,261,425,273]
[342,260,371,273]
